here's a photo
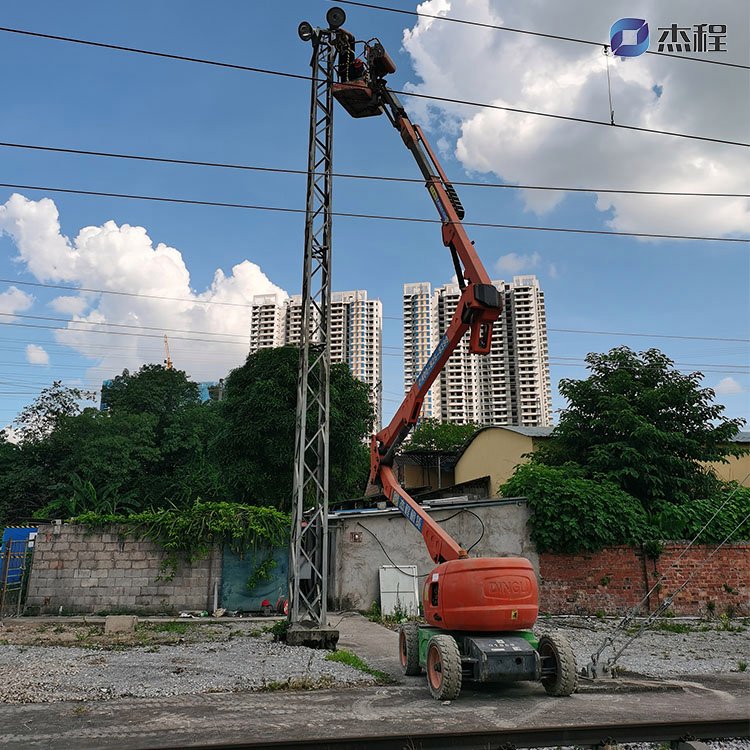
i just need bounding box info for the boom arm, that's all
[332,42,502,564]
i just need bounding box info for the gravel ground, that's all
[0,628,376,704]
[0,615,747,705]
[535,615,750,678]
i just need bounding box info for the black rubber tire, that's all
[538,632,578,696]
[426,634,462,700]
[398,623,421,676]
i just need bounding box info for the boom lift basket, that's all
[332,81,383,118]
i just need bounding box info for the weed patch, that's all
[325,649,391,682]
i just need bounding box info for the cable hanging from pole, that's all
[603,45,615,126]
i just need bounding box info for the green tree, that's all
[5,381,95,444]
[500,463,651,553]
[534,347,746,509]
[101,364,200,420]
[407,418,479,452]
[215,347,372,510]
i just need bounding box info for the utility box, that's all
[378,565,420,617]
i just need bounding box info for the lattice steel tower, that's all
[287,7,347,648]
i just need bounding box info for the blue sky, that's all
[0,0,747,430]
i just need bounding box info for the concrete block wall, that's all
[330,500,535,611]
[539,543,750,616]
[26,524,222,615]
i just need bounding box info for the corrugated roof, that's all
[499,426,555,438]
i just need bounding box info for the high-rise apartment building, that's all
[402,276,551,427]
[249,290,383,430]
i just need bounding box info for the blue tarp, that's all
[221,545,287,613]
[1,527,37,586]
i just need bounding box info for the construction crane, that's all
[163,334,173,370]
[324,11,577,700]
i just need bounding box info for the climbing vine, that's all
[74,500,290,582]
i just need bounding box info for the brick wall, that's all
[26,523,222,615]
[539,544,750,616]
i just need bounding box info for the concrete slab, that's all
[0,676,746,750]
[104,615,138,634]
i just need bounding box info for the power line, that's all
[0,312,249,340]
[1,281,748,346]
[0,319,250,347]
[0,277,260,310]
[2,141,745,198]
[395,87,748,148]
[332,0,750,71]
[1,182,746,243]
[0,25,310,81]
[549,328,750,343]
[1,26,746,148]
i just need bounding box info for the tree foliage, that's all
[534,347,746,509]
[500,347,749,553]
[407,418,479,452]
[5,381,95,445]
[215,347,372,510]
[500,463,651,553]
[0,351,373,526]
[101,364,200,420]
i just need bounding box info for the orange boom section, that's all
[422,558,539,632]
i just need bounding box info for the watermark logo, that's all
[610,18,650,57]
[656,24,727,53]
[610,18,728,58]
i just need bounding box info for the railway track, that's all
[150,718,749,750]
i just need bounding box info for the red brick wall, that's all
[539,544,749,616]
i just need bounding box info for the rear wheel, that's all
[538,632,578,696]
[426,634,462,700]
[398,623,421,676]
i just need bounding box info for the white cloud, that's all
[495,251,541,274]
[50,295,88,315]
[0,194,288,383]
[0,285,33,318]
[25,344,50,366]
[715,376,743,395]
[401,0,750,237]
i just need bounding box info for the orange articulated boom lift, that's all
[328,11,577,700]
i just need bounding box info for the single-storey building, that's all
[399,427,750,497]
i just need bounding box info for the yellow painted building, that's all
[409,427,750,497]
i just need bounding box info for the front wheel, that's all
[426,634,462,700]
[538,632,578,696]
[398,623,421,675]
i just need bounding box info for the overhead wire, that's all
[2,141,745,198]
[0,311,250,340]
[330,1,750,71]
[5,280,750,339]
[0,26,747,147]
[0,182,746,243]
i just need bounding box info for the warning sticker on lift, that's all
[416,335,449,388]
[391,490,424,532]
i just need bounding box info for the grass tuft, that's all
[325,649,391,682]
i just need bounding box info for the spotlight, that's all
[298,21,314,42]
[326,7,346,30]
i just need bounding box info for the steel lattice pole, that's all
[289,32,335,630]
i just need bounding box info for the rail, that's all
[149,718,749,750]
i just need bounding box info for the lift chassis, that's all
[314,7,577,700]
